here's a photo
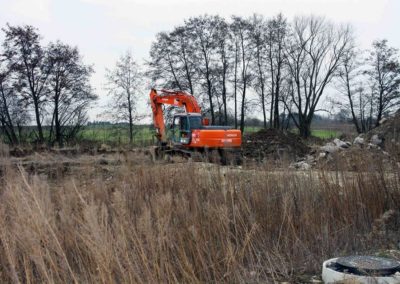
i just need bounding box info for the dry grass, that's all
[0,156,399,283]
[0,141,9,158]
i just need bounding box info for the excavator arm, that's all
[149,89,202,143]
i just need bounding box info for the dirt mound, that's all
[242,129,310,161]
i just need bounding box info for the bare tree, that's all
[250,14,268,128]
[185,15,223,124]
[365,39,400,126]
[232,35,240,129]
[169,27,196,95]
[285,16,353,138]
[2,24,52,143]
[231,16,254,134]
[47,41,96,147]
[0,65,28,144]
[267,13,288,129]
[106,51,142,144]
[335,46,364,133]
[214,19,232,125]
[147,32,184,91]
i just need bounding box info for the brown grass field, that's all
[0,146,399,283]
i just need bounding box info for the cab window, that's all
[189,116,202,130]
[180,117,189,131]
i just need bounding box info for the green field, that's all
[244,126,340,139]
[80,125,266,145]
[80,125,154,145]
[310,129,340,139]
[80,125,341,144]
[1,125,341,146]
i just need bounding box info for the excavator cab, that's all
[170,114,202,145]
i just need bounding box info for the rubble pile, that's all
[290,111,400,170]
[290,112,400,170]
[242,128,310,161]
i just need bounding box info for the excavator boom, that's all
[150,89,202,142]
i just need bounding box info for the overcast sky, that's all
[1,0,399,121]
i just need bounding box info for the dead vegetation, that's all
[0,115,400,283]
[0,151,399,283]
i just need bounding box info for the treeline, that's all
[147,14,400,137]
[1,14,400,147]
[0,24,97,146]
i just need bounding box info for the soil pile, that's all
[242,128,310,161]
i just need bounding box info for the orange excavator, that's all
[149,89,241,162]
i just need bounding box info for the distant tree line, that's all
[0,24,97,146]
[1,14,400,147]
[147,14,400,137]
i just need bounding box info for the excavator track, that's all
[151,146,242,165]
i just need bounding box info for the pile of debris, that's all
[242,129,310,162]
[318,111,400,156]
[293,114,400,170]
[290,135,389,170]
[366,112,400,160]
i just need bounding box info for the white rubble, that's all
[290,161,311,170]
[353,136,365,145]
[370,134,383,146]
[306,154,316,163]
[320,142,340,153]
[379,117,388,125]
[333,138,351,148]
[367,143,380,150]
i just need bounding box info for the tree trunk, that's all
[128,95,133,144]
[345,70,361,133]
[234,43,238,129]
[207,77,215,124]
[269,93,274,128]
[34,100,44,143]
[55,98,63,147]
[375,89,384,127]
[255,46,267,129]
[240,35,247,134]
[261,93,267,129]
[129,114,133,144]
[273,68,281,129]
[1,120,13,145]
[48,109,55,146]
[0,89,18,145]
[299,120,311,138]
[222,64,227,125]
[240,87,246,134]
[222,87,227,126]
